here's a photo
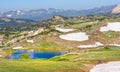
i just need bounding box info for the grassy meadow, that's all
[0,46,120,72]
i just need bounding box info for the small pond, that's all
[7,50,64,59]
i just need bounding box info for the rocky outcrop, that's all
[51,16,66,22]
[112,5,120,14]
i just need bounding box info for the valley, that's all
[0,5,120,72]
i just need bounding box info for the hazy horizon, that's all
[0,0,120,13]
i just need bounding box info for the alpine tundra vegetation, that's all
[0,0,120,72]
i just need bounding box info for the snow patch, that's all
[90,61,120,72]
[78,42,103,48]
[100,22,120,32]
[78,43,120,48]
[59,32,89,41]
[12,46,23,49]
[108,44,120,47]
[16,10,25,15]
[100,27,109,32]
[26,40,34,43]
[6,14,12,17]
[56,28,75,32]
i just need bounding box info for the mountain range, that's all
[0,5,117,21]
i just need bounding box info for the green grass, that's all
[102,31,119,38]
[77,51,120,60]
[0,59,82,72]
[20,53,30,59]
[24,40,64,52]
[70,22,93,29]
[52,47,120,61]
[1,47,120,72]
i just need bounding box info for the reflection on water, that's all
[7,50,64,59]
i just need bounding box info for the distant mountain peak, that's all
[16,10,24,15]
[0,5,117,20]
[112,5,120,14]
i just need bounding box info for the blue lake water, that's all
[7,50,64,59]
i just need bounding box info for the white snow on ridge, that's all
[6,14,12,17]
[16,10,25,15]
[100,22,120,32]
[78,42,103,48]
[90,61,120,72]
[59,32,89,41]
[56,28,75,32]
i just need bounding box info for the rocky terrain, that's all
[0,7,120,71]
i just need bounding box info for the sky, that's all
[0,0,120,12]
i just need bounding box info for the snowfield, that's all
[56,28,75,32]
[100,22,120,32]
[90,61,120,72]
[78,43,120,48]
[59,32,89,41]
[78,42,103,48]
